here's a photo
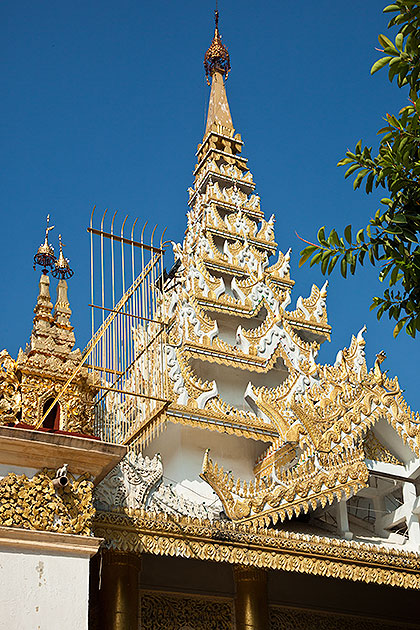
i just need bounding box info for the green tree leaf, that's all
[371,56,394,74]
[344,225,352,244]
[298,1,420,339]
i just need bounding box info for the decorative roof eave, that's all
[283,315,332,339]
[200,198,264,221]
[94,509,420,590]
[195,297,273,317]
[199,345,420,529]
[201,446,369,527]
[179,320,317,374]
[203,260,251,278]
[206,228,277,253]
[166,405,277,442]
[180,343,288,373]
[190,171,255,204]
[199,127,238,151]
[194,147,247,177]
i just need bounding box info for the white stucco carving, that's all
[196,380,218,409]
[95,451,220,521]
[276,247,291,279]
[165,345,189,405]
[250,282,279,315]
[178,301,218,344]
[95,451,163,511]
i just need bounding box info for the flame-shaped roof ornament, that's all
[51,234,74,279]
[204,10,231,85]
[33,214,56,273]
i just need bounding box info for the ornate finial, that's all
[204,9,231,85]
[374,350,387,385]
[33,215,56,273]
[51,234,74,279]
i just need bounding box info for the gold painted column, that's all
[234,566,269,630]
[99,550,141,630]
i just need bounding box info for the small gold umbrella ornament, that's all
[51,234,74,280]
[33,215,56,273]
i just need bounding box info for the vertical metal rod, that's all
[100,210,108,387]
[100,209,108,325]
[131,218,138,293]
[121,215,128,297]
[110,211,117,308]
[150,224,157,318]
[140,222,147,326]
[90,207,96,345]
[110,211,117,383]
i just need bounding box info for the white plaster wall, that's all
[144,421,267,485]
[189,359,287,411]
[0,464,38,479]
[0,548,90,630]
[374,418,415,465]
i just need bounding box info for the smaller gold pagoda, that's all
[0,220,98,434]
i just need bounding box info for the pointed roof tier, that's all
[153,17,332,446]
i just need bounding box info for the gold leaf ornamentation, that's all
[94,509,420,590]
[0,470,95,535]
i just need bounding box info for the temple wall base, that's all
[0,528,100,630]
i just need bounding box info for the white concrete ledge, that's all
[0,526,102,557]
[0,425,126,483]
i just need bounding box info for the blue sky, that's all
[2,1,418,409]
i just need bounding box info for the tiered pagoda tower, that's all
[93,15,420,628]
[145,11,331,490]
[142,12,420,534]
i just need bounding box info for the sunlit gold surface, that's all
[0,469,94,535]
[99,550,141,630]
[94,509,420,590]
[234,566,269,630]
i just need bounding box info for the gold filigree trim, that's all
[201,448,368,525]
[140,591,233,630]
[94,510,420,590]
[363,429,402,465]
[167,405,276,442]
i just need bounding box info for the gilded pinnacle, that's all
[33,214,56,272]
[204,10,231,85]
[51,234,74,280]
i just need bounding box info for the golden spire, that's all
[204,10,231,85]
[204,10,233,137]
[33,215,56,273]
[51,234,74,280]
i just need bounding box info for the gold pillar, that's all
[99,550,141,630]
[234,566,269,630]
